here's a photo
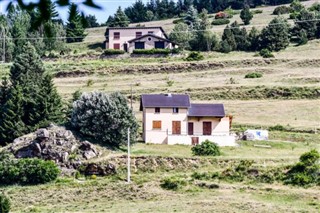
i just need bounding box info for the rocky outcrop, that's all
[4,125,102,170]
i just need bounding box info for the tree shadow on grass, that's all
[87,42,104,50]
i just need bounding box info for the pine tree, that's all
[66,4,86,43]
[294,9,317,40]
[112,7,130,27]
[0,42,64,145]
[248,27,260,51]
[0,84,26,145]
[184,5,199,29]
[0,15,14,62]
[240,6,253,25]
[260,17,290,51]
[222,25,237,51]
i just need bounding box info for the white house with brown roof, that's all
[104,27,174,53]
[140,94,236,146]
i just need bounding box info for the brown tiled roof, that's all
[188,104,225,118]
[140,94,190,110]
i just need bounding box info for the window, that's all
[153,121,161,129]
[135,42,145,49]
[155,107,160,113]
[148,31,154,34]
[113,43,120,49]
[136,32,142,38]
[173,108,179,113]
[155,41,165,49]
[114,32,120,39]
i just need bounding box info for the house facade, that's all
[140,94,236,146]
[104,27,174,53]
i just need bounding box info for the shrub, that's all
[273,6,292,15]
[269,124,286,131]
[172,18,184,24]
[284,150,320,186]
[160,177,187,190]
[185,52,204,61]
[171,48,181,54]
[212,19,230,25]
[0,194,10,213]
[191,140,221,156]
[71,92,138,148]
[104,49,125,55]
[219,40,232,53]
[0,158,60,185]
[132,49,170,55]
[289,12,299,19]
[245,72,263,78]
[86,79,94,87]
[259,49,274,58]
[252,10,263,14]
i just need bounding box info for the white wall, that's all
[143,107,188,144]
[167,135,237,146]
[108,28,165,51]
[128,37,172,53]
[188,117,230,136]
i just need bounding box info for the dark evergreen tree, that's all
[240,6,253,25]
[105,15,115,26]
[248,27,260,51]
[112,7,130,27]
[125,0,147,23]
[66,4,86,43]
[294,9,317,39]
[0,42,64,145]
[297,29,308,45]
[0,84,26,145]
[0,15,14,62]
[259,17,290,51]
[222,25,237,51]
[84,15,99,28]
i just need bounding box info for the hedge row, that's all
[0,156,60,185]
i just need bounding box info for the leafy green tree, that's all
[71,92,138,148]
[259,17,290,51]
[145,10,154,21]
[66,4,86,43]
[189,9,218,51]
[297,29,308,45]
[294,9,318,39]
[219,40,232,53]
[111,7,130,27]
[170,23,192,50]
[240,6,253,25]
[0,15,14,62]
[9,5,31,59]
[290,0,304,13]
[44,22,66,52]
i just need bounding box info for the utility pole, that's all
[1,26,5,63]
[127,127,131,183]
[130,84,133,111]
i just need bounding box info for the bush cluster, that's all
[273,6,292,15]
[185,51,204,61]
[245,72,263,79]
[0,194,10,213]
[160,177,187,190]
[0,157,60,185]
[132,48,171,55]
[104,49,125,55]
[212,19,230,25]
[259,49,274,58]
[284,149,320,186]
[191,140,221,156]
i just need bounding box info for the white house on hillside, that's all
[140,94,236,146]
[104,27,174,53]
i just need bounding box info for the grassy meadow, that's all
[3,132,320,212]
